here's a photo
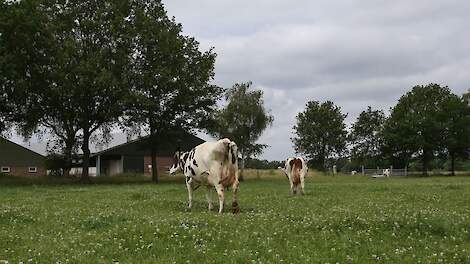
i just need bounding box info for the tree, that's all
[0,0,133,183]
[349,106,386,168]
[382,84,453,175]
[292,100,348,170]
[0,0,47,136]
[207,82,273,180]
[123,0,221,183]
[440,93,470,175]
[463,89,470,104]
[0,0,82,175]
[0,92,12,135]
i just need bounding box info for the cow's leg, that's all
[205,186,213,211]
[215,184,225,214]
[290,181,296,195]
[300,177,305,195]
[186,179,193,209]
[231,179,240,214]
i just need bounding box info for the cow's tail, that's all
[228,141,238,166]
[219,139,238,187]
[291,158,302,184]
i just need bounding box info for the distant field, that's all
[1,172,470,263]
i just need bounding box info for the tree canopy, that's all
[207,82,273,179]
[439,93,470,175]
[292,100,348,170]
[382,84,455,174]
[349,106,386,168]
[122,0,221,183]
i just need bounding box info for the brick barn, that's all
[0,137,46,176]
[90,131,204,176]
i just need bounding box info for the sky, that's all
[163,0,470,160]
[11,0,470,161]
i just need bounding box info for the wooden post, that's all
[96,155,101,176]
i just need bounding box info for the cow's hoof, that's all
[232,202,240,214]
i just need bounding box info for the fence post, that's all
[390,165,393,176]
[405,166,407,176]
[361,165,364,175]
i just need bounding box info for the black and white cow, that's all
[278,157,308,195]
[169,138,240,214]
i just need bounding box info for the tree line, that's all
[2,1,468,180]
[292,84,470,175]
[0,0,273,183]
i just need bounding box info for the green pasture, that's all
[1,171,470,263]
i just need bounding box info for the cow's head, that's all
[169,151,183,174]
[278,160,288,177]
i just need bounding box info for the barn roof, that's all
[0,137,45,166]
[91,130,205,157]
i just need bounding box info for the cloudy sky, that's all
[163,0,470,160]
[11,0,470,160]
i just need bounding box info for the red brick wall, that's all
[144,156,173,176]
[2,166,46,176]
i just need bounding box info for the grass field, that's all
[1,171,470,263]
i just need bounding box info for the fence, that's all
[356,166,407,177]
[352,167,470,177]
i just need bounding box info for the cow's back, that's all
[289,158,303,185]
[193,138,238,187]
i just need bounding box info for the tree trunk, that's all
[320,145,326,172]
[150,125,159,183]
[63,143,73,177]
[319,155,326,172]
[80,130,91,184]
[151,147,159,183]
[422,150,429,176]
[450,152,456,176]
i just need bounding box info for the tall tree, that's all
[464,89,470,104]
[123,0,221,183]
[349,106,386,168]
[0,91,12,136]
[0,0,133,183]
[0,0,47,136]
[440,93,470,175]
[60,1,132,183]
[292,100,348,170]
[0,0,82,175]
[382,84,453,175]
[207,82,274,180]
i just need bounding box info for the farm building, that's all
[0,137,46,176]
[90,131,204,176]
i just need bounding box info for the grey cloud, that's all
[162,0,470,160]
[14,1,470,161]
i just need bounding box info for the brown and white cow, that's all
[169,138,240,214]
[278,157,308,195]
